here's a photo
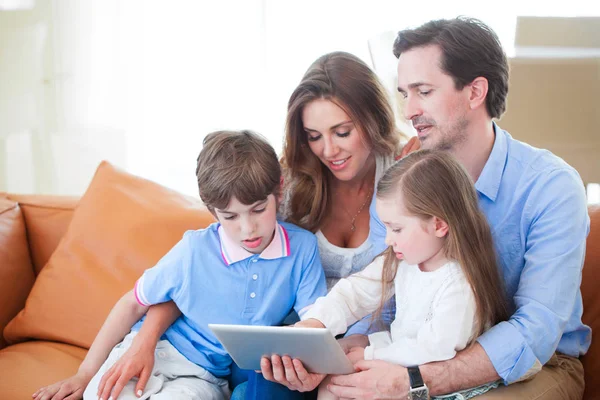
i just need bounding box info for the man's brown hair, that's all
[393,17,509,119]
[196,130,281,211]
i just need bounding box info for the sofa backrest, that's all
[6,194,78,275]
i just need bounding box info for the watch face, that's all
[410,387,429,400]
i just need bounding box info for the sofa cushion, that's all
[8,194,79,275]
[581,205,600,399]
[0,340,86,399]
[4,161,215,349]
[0,197,36,350]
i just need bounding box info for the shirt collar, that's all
[475,122,508,202]
[218,222,291,266]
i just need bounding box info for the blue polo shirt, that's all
[131,221,327,377]
[476,124,590,384]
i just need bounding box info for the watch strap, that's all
[407,365,425,389]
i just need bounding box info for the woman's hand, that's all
[397,136,421,160]
[96,339,155,400]
[260,355,326,392]
[32,370,93,400]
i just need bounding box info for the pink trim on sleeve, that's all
[134,279,149,307]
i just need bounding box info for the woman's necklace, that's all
[343,185,374,232]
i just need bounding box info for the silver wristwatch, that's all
[407,365,429,400]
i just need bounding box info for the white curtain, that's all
[0,0,597,196]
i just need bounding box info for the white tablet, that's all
[208,324,355,375]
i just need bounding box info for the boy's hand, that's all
[32,370,93,400]
[97,340,155,400]
[260,355,326,392]
[346,347,366,364]
[294,318,325,329]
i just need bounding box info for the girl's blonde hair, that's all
[281,51,402,232]
[376,149,508,336]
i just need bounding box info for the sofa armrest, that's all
[0,197,35,349]
[582,205,600,399]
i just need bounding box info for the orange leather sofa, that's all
[0,161,598,399]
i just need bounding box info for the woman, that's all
[242,52,417,398]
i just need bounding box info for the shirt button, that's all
[250,292,256,298]
[252,274,258,280]
[158,351,167,358]
[252,259,258,263]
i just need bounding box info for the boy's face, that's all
[214,194,278,254]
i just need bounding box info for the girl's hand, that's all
[294,318,326,329]
[347,347,366,364]
[338,334,369,354]
[96,339,155,400]
[260,354,326,392]
[32,370,93,400]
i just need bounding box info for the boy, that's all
[33,130,327,400]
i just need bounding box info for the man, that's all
[261,17,590,400]
[326,17,590,399]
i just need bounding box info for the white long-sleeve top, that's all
[302,256,478,366]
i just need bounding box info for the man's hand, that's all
[32,370,94,400]
[260,355,326,392]
[327,359,409,400]
[96,339,155,400]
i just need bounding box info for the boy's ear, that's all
[433,217,449,238]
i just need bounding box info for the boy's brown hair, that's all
[196,130,281,212]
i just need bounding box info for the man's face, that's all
[397,45,471,152]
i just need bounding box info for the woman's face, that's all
[302,98,373,182]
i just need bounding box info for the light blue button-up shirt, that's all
[476,124,590,384]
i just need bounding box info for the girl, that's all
[299,149,508,399]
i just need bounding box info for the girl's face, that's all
[302,98,373,183]
[376,191,449,271]
[214,194,278,254]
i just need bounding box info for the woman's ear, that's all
[433,216,449,238]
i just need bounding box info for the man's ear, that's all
[433,216,449,238]
[468,77,488,111]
